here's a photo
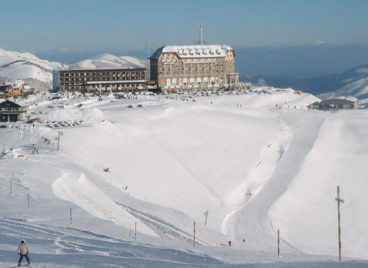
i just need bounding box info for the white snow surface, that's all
[0,48,67,83]
[70,54,145,70]
[0,87,368,267]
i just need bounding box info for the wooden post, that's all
[134,222,137,241]
[335,186,344,261]
[57,131,62,151]
[204,210,209,225]
[193,221,196,247]
[277,229,280,258]
[10,180,12,195]
[57,131,60,151]
[70,208,72,225]
[27,194,30,208]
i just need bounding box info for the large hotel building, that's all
[58,44,241,93]
[149,44,239,91]
[59,68,146,92]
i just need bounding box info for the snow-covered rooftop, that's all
[151,45,234,59]
[336,95,359,102]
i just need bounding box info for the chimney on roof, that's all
[200,21,203,45]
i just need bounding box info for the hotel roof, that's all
[150,45,234,59]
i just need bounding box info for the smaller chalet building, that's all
[0,100,28,122]
[319,98,358,110]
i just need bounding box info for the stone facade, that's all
[150,45,239,91]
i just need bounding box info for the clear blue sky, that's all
[1,0,368,76]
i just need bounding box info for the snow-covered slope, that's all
[270,110,368,259]
[314,65,368,103]
[1,88,368,267]
[70,53,145,69]
[245,65,368,104]
[0,48,67,85]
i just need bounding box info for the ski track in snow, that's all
[116,202,207,246]
[1,218,364,267]
[0,218,223,268]
[223,111,326,252]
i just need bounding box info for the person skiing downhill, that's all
[17,240,30,266]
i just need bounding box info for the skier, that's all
[17,240,30,266]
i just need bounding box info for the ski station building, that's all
[319,97,359,110]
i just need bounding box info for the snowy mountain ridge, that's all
[244,64,368,104]
[0,48,67,85]
[313,64,368,102]
[70,53,145,70]
[0,48,145,90]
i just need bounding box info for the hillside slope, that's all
[244,65,368,104]
[0,49,68,89]
[1,89,368,266]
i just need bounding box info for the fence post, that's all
[134,222,137,241]
[70,208,72,225]
[193,221,196,247]
[203,210,209,225]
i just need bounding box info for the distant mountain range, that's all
[0,49,145,90]
[243,64,368,103]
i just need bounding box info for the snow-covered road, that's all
[223,110,326,252]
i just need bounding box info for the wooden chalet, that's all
[0,100,28,122]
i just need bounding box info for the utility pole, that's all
[146,41,150,81]
[27,193,30,208]
[335,185,344,261]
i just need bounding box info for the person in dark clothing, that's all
[17,240,30,266]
